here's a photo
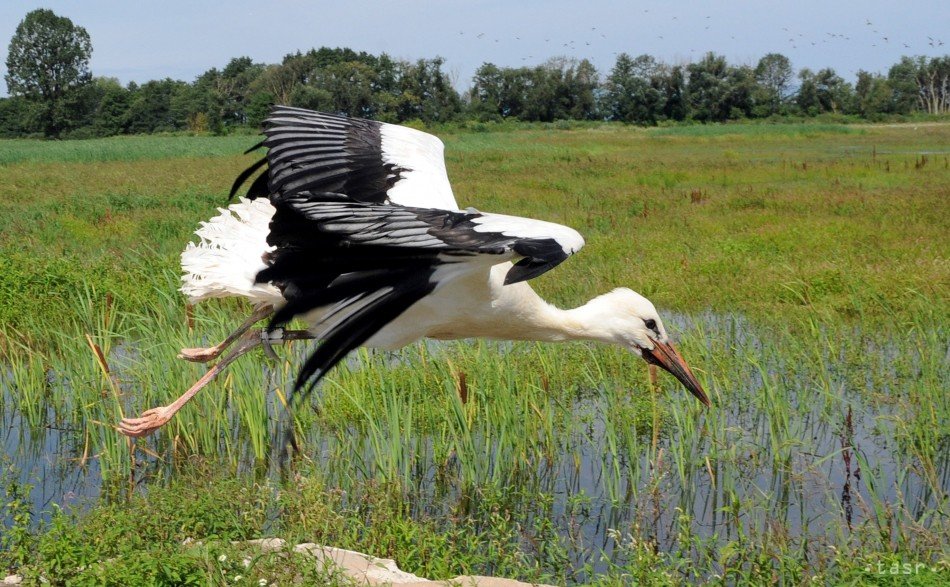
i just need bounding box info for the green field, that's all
[1,122,948,585]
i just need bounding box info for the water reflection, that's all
[1,381,100,519]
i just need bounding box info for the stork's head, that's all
[587,288,709,406]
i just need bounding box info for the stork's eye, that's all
[644,319,657,331]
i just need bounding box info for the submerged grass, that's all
[1,122,949,584]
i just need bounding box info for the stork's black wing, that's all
[231,106,458,210]
[258,195,585,398]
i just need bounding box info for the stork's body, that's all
[180,198,660,349]
[119,107,707,438]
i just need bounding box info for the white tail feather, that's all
[180,198,283,304]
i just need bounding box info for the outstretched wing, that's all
[258,195,585,396]
[231,106,458,210]
[230,107,584,402]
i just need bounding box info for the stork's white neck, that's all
[461,273,617,345]
[517,296,620,345]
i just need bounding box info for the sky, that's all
[1,0,948,96]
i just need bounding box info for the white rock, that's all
[293,543,427,584]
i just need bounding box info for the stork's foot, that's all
[118,406,173,438]
[178,303,276,363]
[178,346,222,363]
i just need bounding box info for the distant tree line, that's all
[2,9,949,138]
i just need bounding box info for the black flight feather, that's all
[506,238,570,284]
[243,139,265,155]
[232,106,410,206]
[229,156,268,200]
[289,270,434,400]
[245,171,271,200]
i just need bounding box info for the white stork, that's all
[119,106,708,438]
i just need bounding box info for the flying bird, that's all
[118,107,709,438]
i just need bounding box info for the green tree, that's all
[730,65,757,119]
[754,53,792,116]
[917,56,950,115]
[854,70,892,117]
[604,53,664,124]
[796,68,821,115]
[217,57,265,125]
[814,68,852,114]
[470,62,505,120]
[188,57,265,131]
[523,64,559,121]
[65,76,131,137]
[660,65,688,121]
[256,58,307,105]
[498,67,530,119]
[4,9,93,137]
[173,75,217,132]
[0,96,40,137]
[394,57,461,123]
[288,84,333,111]
[687,53,753,121]
[888,57,921,114]
[318,61,378,117]
[303,46,380,71]
[563,58,599,120]
[245,90,275,127]
[796,67,851,115]
[469,62,534,120]
[470,58,597,123]
[686,52,730,121]
[124,78,189,133]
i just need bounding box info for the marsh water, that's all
[2,311,948,577]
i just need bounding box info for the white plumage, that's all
[470,213,585,255]
[379,123,458,210]
[180,197,281,305]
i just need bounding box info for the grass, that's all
[1,121,949,585]
[0,133,258,165]
[647,122,862,137]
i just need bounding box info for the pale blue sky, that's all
[1,1,947,96]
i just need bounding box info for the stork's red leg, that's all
[118,328,314,438]
[178,303,274,363]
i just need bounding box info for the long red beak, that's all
[641,338,710,407]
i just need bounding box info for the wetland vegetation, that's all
[1,122,948,584]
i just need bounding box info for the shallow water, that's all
[1,311,947,579]
[0,381,101,517]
